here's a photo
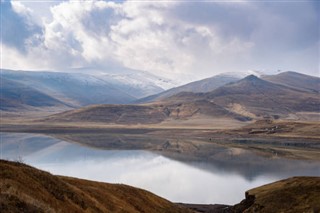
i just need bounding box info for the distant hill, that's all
[164,74,320,120]
[66,67,177,98]
[207,75,320,118]
[262,71,320,93]
[138,74,239,103]
[0,160,189,213]
[0,77,69,111]
[96,70,175,99]
[1,70,137,108]
[1,69,179,112]
[46,100,251,124]
[47,104,168,124]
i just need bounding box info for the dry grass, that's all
[243,177,320,213]
[0,160,190,213]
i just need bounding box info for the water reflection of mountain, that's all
[50,132,320,181]
[1,132,319,182]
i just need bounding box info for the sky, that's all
[1,0,319,81]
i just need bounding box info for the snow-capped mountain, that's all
[136,70,267,103]
[65,67,178,99]
[1,68,179,111]
[1,69,137,107]
[98,71,176,99]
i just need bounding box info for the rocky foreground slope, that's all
[231,176,320,213]
[0,160,189,213]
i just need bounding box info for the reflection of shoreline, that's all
[1,132,319,182]
[157,149,320,181]
[1,122,319,161]
[1,132,320,204]
[43,132,320,180]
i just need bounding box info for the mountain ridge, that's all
[0,69,178,112]
[262,71,320,93]
[0,77,70,111]
[137,74,240,103]
[46,72,320,124]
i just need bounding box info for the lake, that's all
[1,132,319,205]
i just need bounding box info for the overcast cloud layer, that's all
[1,0,319,81]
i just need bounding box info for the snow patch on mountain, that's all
[218,70,265,78]
[67,67,178,90]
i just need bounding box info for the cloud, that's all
[170,1,319,73]
[1,0,319,81]
[108,1,254,79]
[0,1,41,52]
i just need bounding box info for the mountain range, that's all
[44,71,320,124]
[1,69,319,123]
[0,77,68,111]
[0,69,176,111]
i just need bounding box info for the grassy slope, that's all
[0,160,190,213]
[162,177,320,213]
[240,177,320,213]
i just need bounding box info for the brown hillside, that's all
[0,160,190,213]
[206,75,320,118]
[163,75,320,120]
[45,100,251,124]
[232,177,320,213]
[45,104,168,124]
[263,71,320,93]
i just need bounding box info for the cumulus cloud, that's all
[1,0,319,81]
[0,1,41,52]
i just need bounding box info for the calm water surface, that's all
[1,132,319,205]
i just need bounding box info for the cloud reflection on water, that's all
[1,132,319,204]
